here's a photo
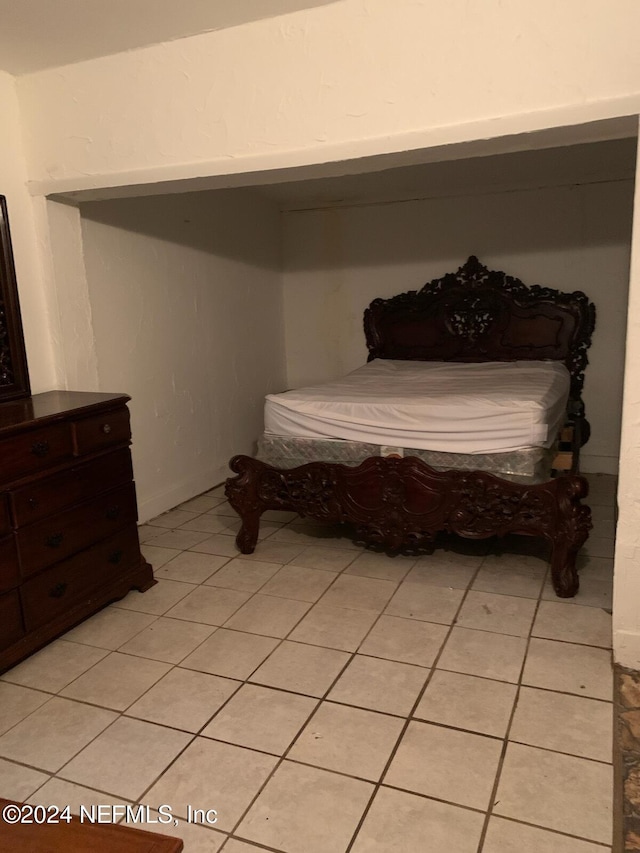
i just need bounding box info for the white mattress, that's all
[264,359,570,454]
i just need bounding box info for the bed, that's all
[226,256,596,598]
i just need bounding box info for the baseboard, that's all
[136,463,229,523]
[580,454,619,476]
[614,630,640,668]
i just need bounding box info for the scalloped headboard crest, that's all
[363,256,596,399]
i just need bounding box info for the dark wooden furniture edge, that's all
[0,798,183,852]
[226,455,592,598]
[0,391,131,436]
[0,196,31,402]
[0,556,154,673]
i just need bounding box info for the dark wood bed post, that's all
[226,258,596,598]
[547,475,593,596]
[226,458,263,554]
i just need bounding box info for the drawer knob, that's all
[45,533,64,548]
[102,424,112,435]
[108,549,123,564]
[31,440,50,458]
[27,497,38,509]
[106,506,121,520]
[49,582,68,599]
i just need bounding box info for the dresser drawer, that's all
[17,482,139,578]
[0,591,23,646]
[0,536,19,593]
[0,423,72,482]
[10,448,134,527]
[73,407,131,456]
[21,526,142,631]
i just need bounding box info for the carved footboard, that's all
[225,455,592,598]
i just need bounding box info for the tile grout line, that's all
[6,535,290,820]
[479,812,613,850]
[341,551,490,853]
[475,508,616,853]
[219,548,397,845]
[122,535,369,837]
[208,534,450,844]
[474,569,548,853]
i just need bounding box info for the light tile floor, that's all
[0,474,617,852]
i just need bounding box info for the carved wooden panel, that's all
[364,256,595,400]
[227,455,592,598]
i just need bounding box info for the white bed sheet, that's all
[264,359,570,454]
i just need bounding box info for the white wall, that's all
[80,190,285,521]
[44,199,100,391]
[0,72,58,392]
[614,128,640,666]
[15,0,640,198]
[283,180,634,474]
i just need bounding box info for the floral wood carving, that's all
[447,293,500,343]
[257,468,339,518]
[226,455,592,597]
[364,256,596,400]
[450,479,555,536]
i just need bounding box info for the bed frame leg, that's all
[226,455,267,555]
[548,477,592,597]
[236,512,260,554]
[549,540,580,598]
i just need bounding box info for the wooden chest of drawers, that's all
[0,391,154,673]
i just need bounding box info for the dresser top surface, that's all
[0,391,130,433]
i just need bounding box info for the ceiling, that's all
[258,137,639,211]
[0,0,337,76]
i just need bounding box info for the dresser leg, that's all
[132,559,156,591]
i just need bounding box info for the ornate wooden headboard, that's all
[364,256,596,401]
